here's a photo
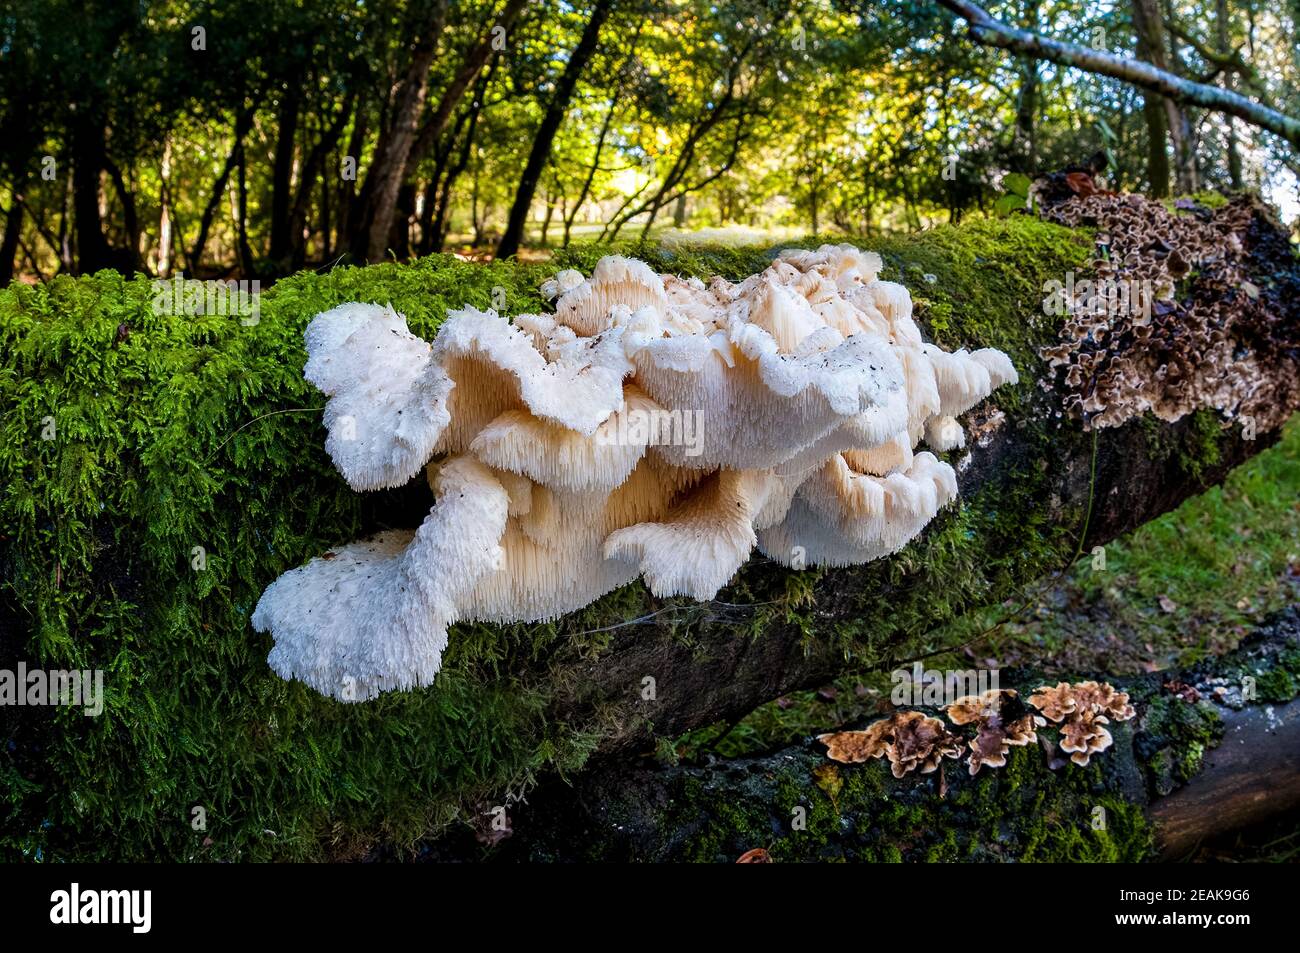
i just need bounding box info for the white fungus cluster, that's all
[253,247,1018,701]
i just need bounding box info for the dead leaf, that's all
[812,762,842,802]
[1158,595,1177,613]
[1065,171,1097,196]
[736,848,772,863]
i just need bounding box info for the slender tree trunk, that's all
[287,94,354,270]
[336,102,368,255]
[1132,0,1174,196]
[59,168,73,273]
[562,20,644,246]
[1217,0,1243,189]
[102,157,139,271]
[1160,0,1199,192]
[496,0,616,259]
[388,183,416,259]
[268,84,302,267]
[189,108,253,273]
[70,116,115,274]
[431,96,485,253]
[1012,1,1041,171]
[564,96,618,246]
[352,2,450,262]
[0,199,22,285]
[320,166,332,261]
[157,138,173,277]
[539,186,555,247]
[235,144,254,276]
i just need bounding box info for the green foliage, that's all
[0,218,1092,860]
[994,173,1033,217]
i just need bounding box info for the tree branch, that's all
[934,0,1300,148]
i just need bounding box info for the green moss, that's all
[1164,192,1231,212]
[1136,695,1223,797]
[1254,668,1297,703]
[0,219,1099,861]
[659,737,1156,862]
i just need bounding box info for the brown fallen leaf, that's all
[812,762,842,802]
[1065,171,1097,196]
[736,848,771,864]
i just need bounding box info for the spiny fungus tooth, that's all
[255,248,1017,700]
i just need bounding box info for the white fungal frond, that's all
[254,245,1017,700]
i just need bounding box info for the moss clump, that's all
[650,738,1154,863]
[1136,696,1223,797]
[1253,668,1297,703]
[0,219,1095,861]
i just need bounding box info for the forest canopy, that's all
[1,0,1297,283]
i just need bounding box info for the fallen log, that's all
[427,608,1300,862]
[2,193,1296,859]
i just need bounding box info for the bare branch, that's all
[934,0,1300,148]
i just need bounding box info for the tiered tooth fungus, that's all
[253,247,1018,700]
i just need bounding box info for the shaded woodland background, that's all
[1,0,1297,285]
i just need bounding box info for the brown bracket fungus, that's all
[253,248,1017,701]
[1037,191,1300,432]
[1028,680,1137,767]
[819,711,964,778]
[945,688,1047,776]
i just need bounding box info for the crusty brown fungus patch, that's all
[819,711,963,778]
[945,688,1046,776]
[1028,680,1137,767]
[1036,187,1300,432]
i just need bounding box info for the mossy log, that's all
[2,200,1297,860]
[429,609,1300,862]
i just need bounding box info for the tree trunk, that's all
[352,2,450,263]
[70,116,115,274]
[1216,0,1243,189]
[234,144,255,276]
[286,94,355,271]
[1132,0,1176,196]
[496,0,615,259]
[0,199,21,285]
[358,0,529,262]
[335,102,368,256]
[157,140,173,278]
[1012,0,1041,171]
[268,84,303,269]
